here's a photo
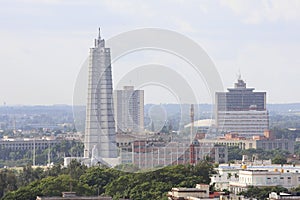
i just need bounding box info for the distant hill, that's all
[267,103,300,114]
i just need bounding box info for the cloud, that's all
[100,0,155,18]
[220,0,300,24]
[14,0,94,5]
[0,30,90,105]
[235,42,300,103]
[172,18,197,33]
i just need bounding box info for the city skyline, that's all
[1,1,300,105]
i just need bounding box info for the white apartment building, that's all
[211,164,300,194]
[114,86,144,133]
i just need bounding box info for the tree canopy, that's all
[1,160,215,200]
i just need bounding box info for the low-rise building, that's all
[120,140,228,169]
[269,192,300,200]
[167,184,210,200]
[211,164,300,194]
[36,192,112,200]
[199,132,294,153]
[0,137,60,150]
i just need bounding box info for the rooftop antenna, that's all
[98,27,101,40]
[3,102,7,117]
[190,104,194,144]
[33,138,36,166]
[13,116,16,134]
[237,69,242,81]
[48,141,51,167]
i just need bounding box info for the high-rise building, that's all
[114,86,144,133]
[84,29,117,159]
[215,77,269,137]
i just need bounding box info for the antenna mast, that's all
[190,104,194,143]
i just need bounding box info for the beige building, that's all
[0,137,59,151]
[36,192,112,200]
[199,132,294,154]
[114,86,144,133]
[167,184,210,200]
[120,140,228,169]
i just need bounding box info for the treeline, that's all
[271,127,300,140]
[270,114,300,129]
[0,160,215,200]
[228,147,290,164]
[0,140,83,167]
[239,185,300,199]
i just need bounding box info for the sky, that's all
[0,0,300,105]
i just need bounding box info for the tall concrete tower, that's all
[84,28,117,159]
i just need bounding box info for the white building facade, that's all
[217,110,269,136]
[211,164,300,194]
[84,29,117,159]
[114,86,144,133]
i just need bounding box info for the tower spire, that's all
[237,69,242,81]
[98,27,101,40]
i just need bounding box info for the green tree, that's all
[272,154,287,164]
[66,159,87,180]
[0,169,18,198]
[240,186,288,199]
[2,174,93,200]
[105,162,214,200]
[79,166,124,195]
[19,164,45,186]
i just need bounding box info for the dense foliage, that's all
[228,146,290,164]
[270,114,300,129]
[239,186,288,199]
[0,160,215,200]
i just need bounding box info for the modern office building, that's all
[114,86,144,133]
[215,77,269,137]
[84,29,117,159]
